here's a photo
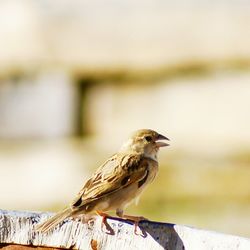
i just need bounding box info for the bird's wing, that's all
[71,153,149,209]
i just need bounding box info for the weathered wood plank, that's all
[0,209,250,250]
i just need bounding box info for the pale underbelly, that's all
[94,177,153,212]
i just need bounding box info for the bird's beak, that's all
[155,134,170,147]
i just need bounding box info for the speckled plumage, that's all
[36,129,169,233]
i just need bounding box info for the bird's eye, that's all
[145,136,152,142]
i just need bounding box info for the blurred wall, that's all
[0,0,250,70]
[0,0,250,238]
[0,71,79,138]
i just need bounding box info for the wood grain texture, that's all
[0,209,250,250]
[0,244,59,250]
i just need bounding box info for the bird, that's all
[36,129,169,234]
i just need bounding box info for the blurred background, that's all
[1,0,250,237]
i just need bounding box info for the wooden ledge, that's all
[0,209,250,250]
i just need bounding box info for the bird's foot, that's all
[118,214,148,235]
[96,210,114,235]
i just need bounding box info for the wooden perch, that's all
[0,209,250,250]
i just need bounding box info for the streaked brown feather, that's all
[71,153,149,209]
[36,129,168,233]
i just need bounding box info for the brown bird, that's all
[36,129,169,233]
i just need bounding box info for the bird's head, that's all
[120,129,170,160]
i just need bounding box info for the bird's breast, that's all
[141,158,159,186]
[96,159,159,211]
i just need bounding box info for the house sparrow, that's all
[36,129,169,233]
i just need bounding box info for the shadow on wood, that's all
[1,209,250,250]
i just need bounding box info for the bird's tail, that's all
[35,207,72,233]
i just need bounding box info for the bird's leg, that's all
[96,210,108,228]
[96,210,115,235]
[96,210,114,233]
[116,209,147,235]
